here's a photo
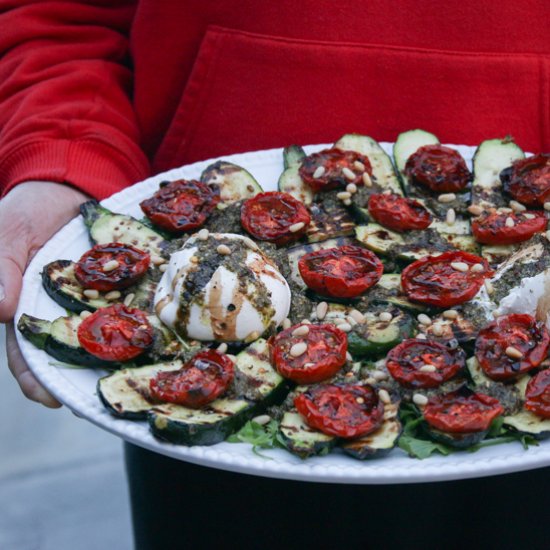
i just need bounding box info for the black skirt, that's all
[125,442,550,550]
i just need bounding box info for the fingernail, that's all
[0,283,5,303]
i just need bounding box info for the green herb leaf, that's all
[227,419,283,457]
[398,434,452,459]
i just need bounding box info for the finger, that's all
[0,254,23,323]
[6,323,62,408]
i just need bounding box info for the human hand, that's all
[0,181,89,407]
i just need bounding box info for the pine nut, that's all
[546,230,550,241]
[217,244,231,255]
[468,204,483,216]
[416,333,427,340]
[379,389,391,404]
[443,309,458,320]
[252,414,271,425]
[105,290,121,301]
[510,201,526,212]
[505,217,515,228]
[372,370,388,381]
[343,199,352,206]
[83,289,99,300]
[356,397,365,404]
[438,193,456,203]
[413,393,428,406]
[485,280,494,294]
[190,256,199,264]
[383,190,392,195]
[544,202,550,212]
[79,310,92,319]
[159,264,168,272]
[197,228,210,241]
[290,342,308,357]
[316,302,328,320]
[289,222,305,233]
[313,166,326,179]
[242,236,259,250]
[417,313,432,325]
[349,309,366,324]
[282,318,292,330]
[337,191,352,201]
[217,343,228,354]
[498,207,513,214]
[151,255,166,265]
[471,263,484,273]
[378,312,393,323]
[451,262,469,272]
[346,183,358,194]
[419,364,437,373]
[446,208,456,225]
[523,213,536,220]
[346,352,353,362]
[292,325,310,337]
[362,173,373,187]
[353,161,365,172]
[102,259,119,272]
[301,319,312,325]
[338,322,352,332]
[505,346,523,359]
[123,293,135,307]
[431,323,444,336]
[342,167,356,180]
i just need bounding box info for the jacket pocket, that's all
[154,26,549,171]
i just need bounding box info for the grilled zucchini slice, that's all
[279,411,336,459]
[80,200,170,258]
[200,160,263,206]
[148,339,290,445]
[277,145,314,206]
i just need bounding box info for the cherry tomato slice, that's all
[423,389,504,433]
[271,323,347,384]
[368,193,432,232]
[240,191,311,245]
[298,245,383,299]
[149,350,234,408]
[140,179,220,233]
[299,147,373,192]
[77,304,154,361]
[74,242,151,292]
[475,313,550,381]
[404,144,471,193]
[294,384,384,439]
[501,153,550,207]
[525,369,550,419]
[386,338,465,389]
[401,250,492,308]
[472,210,547,245]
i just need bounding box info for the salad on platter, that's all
[18,130,550,461]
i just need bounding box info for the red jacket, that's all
[0,0,548,199]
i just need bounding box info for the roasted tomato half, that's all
[271,323,347,384]
[472,210,547,245]
[140,179,220,233]
[294,384,384,439]
[525,369,550,419]
[404,144,471,193]
[386,338,465,389]
[475,313,550,381]
[240,191,311,245]
[74,242,150,292]
[501,153,550,207]
[299,147,373,192]
[149,350,234,408]
[298,245,383,299]
[423,389,504,433]
[401,250,492,308]
[77,304,154,361]
[367,193,432,232]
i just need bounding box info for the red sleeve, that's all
[0,0,149,200]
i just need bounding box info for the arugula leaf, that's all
[397,403,454,459]
[227,419,284,457]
